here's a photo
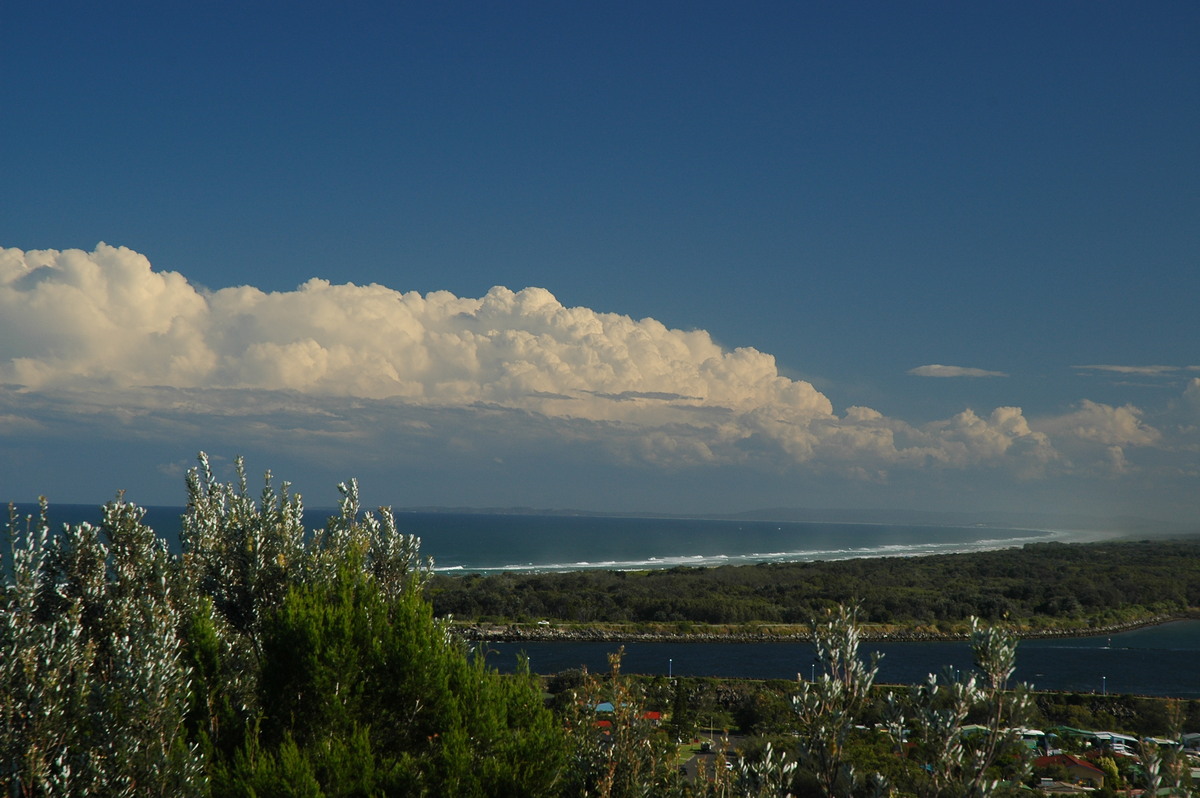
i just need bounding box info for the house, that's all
[1036,779,1092,794]
[1033,753,1106,789]
[1093,731,1138,755]
[1017,727,1059,753]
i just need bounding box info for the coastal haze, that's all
[2,4,1199,531]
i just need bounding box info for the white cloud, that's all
[1186,378,1200,406]
[7,243,1168,484]
[928,407,1051,462]
[1034,399,1161,447]
[1171,378,1200,439]
[0,244,212,388]
[1102,445,1132,475]
[908,364,1007,378]
[1027,399,1167,478]
[1072,364,1180,376]
[0,246,833,422]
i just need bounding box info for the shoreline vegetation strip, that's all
[431,538,1200,643]
[456,611,1199,644]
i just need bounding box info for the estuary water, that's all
[484,620,1200,699]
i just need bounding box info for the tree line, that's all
[428,538,1200,630]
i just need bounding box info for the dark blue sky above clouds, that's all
[2,2,1198,523]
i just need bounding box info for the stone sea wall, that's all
[457,613,1186,644]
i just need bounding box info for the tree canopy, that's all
[2,455,567,797]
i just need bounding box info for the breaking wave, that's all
[427,523,1122,574]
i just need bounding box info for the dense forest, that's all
[4,457,1198,796]
[428,539,1200,632]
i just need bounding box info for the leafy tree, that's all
[561,648,684,798]
[1095,755,1122,791]
[792,603,887,798]
[179,457,570,796]
[2,501,99,795]
[5,455,574,797]
[1136,700,1193,797]
[178,454,310,653]
[886,619,1033,798]
[2,498,205,796]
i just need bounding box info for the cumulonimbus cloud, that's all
[0,244,1168,477]
[0,243,832,417]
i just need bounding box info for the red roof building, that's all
[1033,753,1106,789]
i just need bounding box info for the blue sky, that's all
[2,2,1198,524]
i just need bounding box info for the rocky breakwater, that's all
[458,624,810,643]
[456,613,1188,645]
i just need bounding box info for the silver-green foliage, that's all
[563,648,680,798]
[310,474,428,605]
[2,498,204,796]
[179,453,310,650]
[735,742,798,798]
[887,619,1033,798]
[180,453,427,639]
[2,453,447,797]
[2,501,95,795]
[1138,701,1193,798]
[792,603,885,798]
[178,453,434,758]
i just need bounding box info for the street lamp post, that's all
[669,658,673,678]
[1102,676,1107,696]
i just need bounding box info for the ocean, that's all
[4,503,1121,574]
[400,513,1121,574]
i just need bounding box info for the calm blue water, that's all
[483,621,1200,699]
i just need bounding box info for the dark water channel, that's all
[485,620,1200,698]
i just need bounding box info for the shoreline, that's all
[456,612,1196,645]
